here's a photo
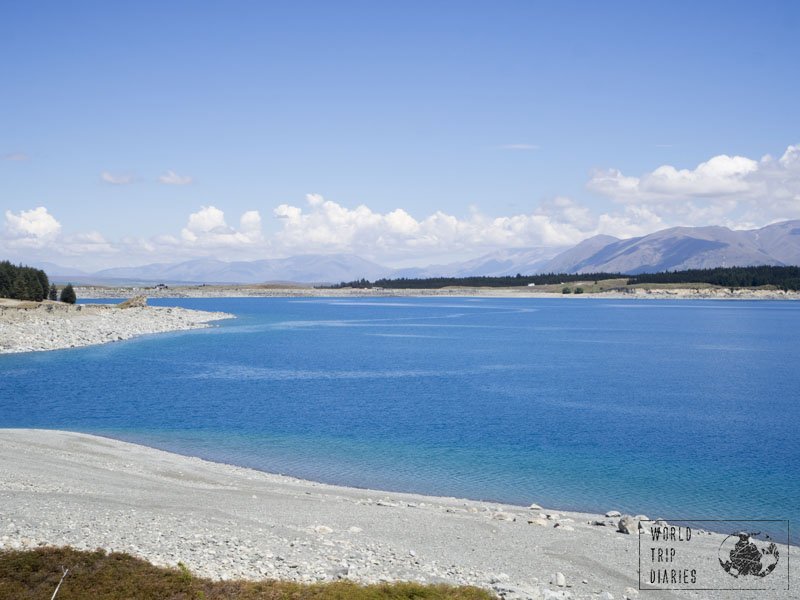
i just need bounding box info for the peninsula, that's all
[0,298,232,354]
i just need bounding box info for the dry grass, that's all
[0,298,42,309]
[0,548,495,600]
[117,295,148,309]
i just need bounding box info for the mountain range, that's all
[38,220,800,284]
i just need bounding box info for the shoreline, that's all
[73,285,800,301]
[1,429,794,599]
[0,299,233,354]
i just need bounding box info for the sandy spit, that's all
[0,430,794,599]
[0,299,233,354]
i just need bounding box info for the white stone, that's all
[313,525,333,534]
[617,515,638,534]
[493,511,516,521]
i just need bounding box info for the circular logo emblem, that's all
[718,532,779,578]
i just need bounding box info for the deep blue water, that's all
[2,297,798,542]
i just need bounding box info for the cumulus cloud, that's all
[587,144,800,225]
[272,194,594,259]
[181,205,262,246]
[159,170,192,185]
[4,198,640,269]
[4,207,62,245]
[5,145,799,269]
[589,154,760,200]
[58,231,117,256]
[101,171,134,185]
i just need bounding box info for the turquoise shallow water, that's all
[2,297,798,542]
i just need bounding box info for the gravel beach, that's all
[0,430,794,599]
[0,299,233,354]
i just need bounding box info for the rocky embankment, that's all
[0,298,232,354]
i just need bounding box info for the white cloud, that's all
[587,144,800,228]
[180,205,263,246]
[159,170,192,185]
[271,194,594,259]
[4,145,799,270]
[4,207,62,245]
[589,154,760,200]
[239,210,262,235]
[58,231,117,256]
[183,205,228,236]
[101,171,134,185]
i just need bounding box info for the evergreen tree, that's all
[0,261,51,301]
[24,270,45,301]
[35,269,49,300]
[11,274,28,299]
[0,262,11,297]
[49,284,59,300]
[60,283,77,304]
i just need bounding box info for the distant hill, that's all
[394,246,560,278]
[540,220,800,274]
[540,235,619,274]
[31,262,89,278]
[26,220,800,284]
[92,254,391,284]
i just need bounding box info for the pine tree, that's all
[24,270,45,301]
[35,269,49,300]
[11,274,28,299]
[60,283,77,304]
[49,284,59,300]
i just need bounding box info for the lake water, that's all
[2,297,798,542]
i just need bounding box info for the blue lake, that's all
[2,297,798,542]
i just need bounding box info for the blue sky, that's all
[2,1,799,269]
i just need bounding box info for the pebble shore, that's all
[0,299,233,354]
[1,430,795,600]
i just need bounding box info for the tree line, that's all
[325,273,623,289]
[324,265,800,291]
[0,261,76,303]
[627,265,800,291]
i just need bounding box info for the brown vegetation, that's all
[0,547,494,600]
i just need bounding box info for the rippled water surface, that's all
[2,297,798,542]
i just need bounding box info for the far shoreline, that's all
[73,283,800,301]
